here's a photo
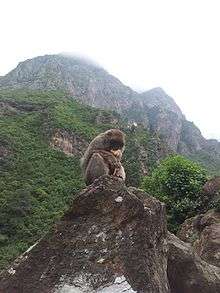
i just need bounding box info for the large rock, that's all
[202,176,220,197]
[0,176,169,293]
[177,209,220,267]
[167,232,220,293]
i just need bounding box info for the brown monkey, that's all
[96,149,125,177]
[81,129,126,185]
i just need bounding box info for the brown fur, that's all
[81,129,125,185]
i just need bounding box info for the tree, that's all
[141,155,207,232]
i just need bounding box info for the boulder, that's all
[167,232,220,293]
[177,209,220,267]
[0,176,169,293]
[1,175,220,293]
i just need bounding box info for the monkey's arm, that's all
[84,153,109,185]
[113,163,126,181]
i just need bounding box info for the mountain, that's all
[1,54,219,174]
[0,54,136,112]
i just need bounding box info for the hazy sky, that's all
[1,0,220,140]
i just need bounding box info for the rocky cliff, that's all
[1,54,220,173]
[0,176,220,293]
[0,55,136,113]
[178,209,220,268]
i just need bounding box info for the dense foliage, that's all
[123,127,164,186]
[0,91,89,269]
[141,155,208,232]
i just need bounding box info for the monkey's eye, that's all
[109,139,124,150]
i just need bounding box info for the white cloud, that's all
[0,0,219,140]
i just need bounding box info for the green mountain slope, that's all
[0,89,162,269]
[1,54,220,175]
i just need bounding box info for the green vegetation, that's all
[0,89,159,269]
[123,127,162,186]
[0,90,117,269]
[0,92,77,268]
[141,155,208,232]
[189,151,220,176]
[123,129,149,186]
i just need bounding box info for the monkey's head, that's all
[104,129,125,152]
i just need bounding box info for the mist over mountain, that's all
[0,54,220,173]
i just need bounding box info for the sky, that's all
[0,0,220,140]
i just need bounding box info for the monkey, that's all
[96,149,125,178]
[81,129,126,185]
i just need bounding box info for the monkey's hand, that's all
[110,149,122,160]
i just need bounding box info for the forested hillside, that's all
[0,89,161,269]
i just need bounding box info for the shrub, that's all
[141,155,207,232]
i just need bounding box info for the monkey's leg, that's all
[85,153,109,185]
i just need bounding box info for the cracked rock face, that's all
[50,129,88,156]
[0,176,169,293]
[167,232,220,293]
[177,209,220,268]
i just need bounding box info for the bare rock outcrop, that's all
[0,176,169,293]
[202,176,220,197]
[0,54,136,113]
[177,209,220,267]
[50,129,88,156]
[168,232,220,293]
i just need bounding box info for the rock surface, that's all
[167,232,220,293]
[177,209,220,267]
[1,176,220,292]
[50,128,88,156]
[202,176,220,196]
[0,55,136,113]
[0,176,170,293]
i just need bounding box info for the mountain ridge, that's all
[0,54,220,173]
